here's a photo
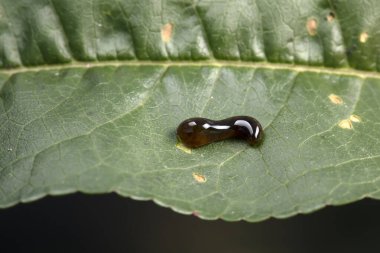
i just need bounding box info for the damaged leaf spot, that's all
[327,12,335,22]
[338,119,353,130]
[307,18,318,36]
[329,94,343,105]
[359,32,369,43]
[161,23,174,43]
[338,115,361,130]
[350,114,362,123]
[192,172,207,183]
[176,142,192,154]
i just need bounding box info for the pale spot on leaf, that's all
[176,142,192,154]
[161,23,174,43]
[338,119,353,130]
[350,114,361,123]
[359,32,369,43]
[327,12,335,22]
[192,172,207,183]
[329,94,343,105]
[307,18,318,36]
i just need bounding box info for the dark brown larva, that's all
[176,116,264,148]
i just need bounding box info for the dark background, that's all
[0,194,379,253]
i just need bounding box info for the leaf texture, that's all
[1,0,380,221]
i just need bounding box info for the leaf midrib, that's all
[1,60,380,79]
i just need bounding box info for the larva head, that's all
[231,116,264,146]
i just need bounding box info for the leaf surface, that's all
[1,0,380,221]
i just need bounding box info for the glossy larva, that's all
[176,116,264,148]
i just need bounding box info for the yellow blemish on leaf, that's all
[192,172,207,183]
[328,94,343,105]
[359,32,369,43]
[350,114,362,123]
[338,119,353,130]
[307,18,318,36]
[161,23,174,43]
[176,142,192,154]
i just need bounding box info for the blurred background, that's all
[0,194,379,253]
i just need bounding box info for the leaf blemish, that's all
[161,23,174,43]
[326,12,335,22]
[192,172,207,183]
[350,114,362,123]
[338,115,361,130]
[176,142,192,154]
[328,94,343,105]
[359,32,369,43]
[307,18,318,36]
[338,119,353,130]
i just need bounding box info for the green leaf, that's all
[1,0,380,222]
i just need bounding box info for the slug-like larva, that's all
[176,116,264,148]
